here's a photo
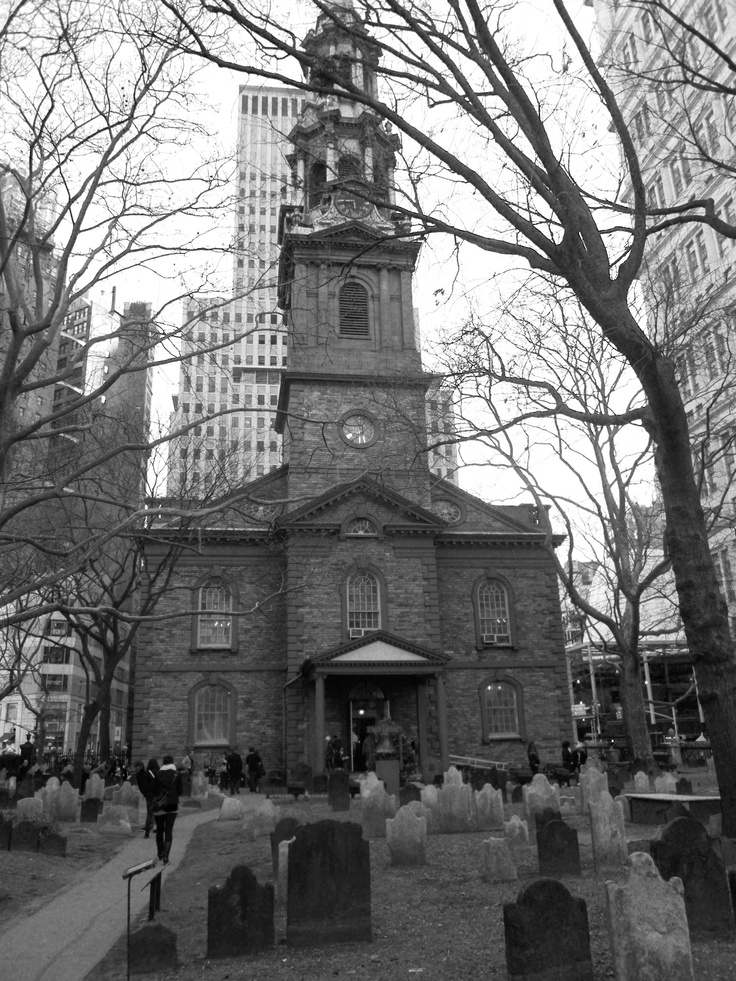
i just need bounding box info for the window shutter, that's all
[339,282,369,337]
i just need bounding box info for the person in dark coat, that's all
[527,739,540,775]
[561,740,575,773]
[134,760,156,838]
[245,746,263,793]
[226,748,243,795]
[152,754,182,863]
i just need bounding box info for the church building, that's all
[131,2,571,780]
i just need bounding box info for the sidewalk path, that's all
[3,803,225,981]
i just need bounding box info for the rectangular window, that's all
[198,586,232,647]
[485,683,520,737]
[713,547,735,600]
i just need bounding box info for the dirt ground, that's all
[2,790,736,981]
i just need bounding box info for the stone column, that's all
[314,675,326,774]
[416,678,429,779]
[436,674,449,772]
[364,144,374,182]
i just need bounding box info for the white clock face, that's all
[432,500,462,523]
[341,413,375,446]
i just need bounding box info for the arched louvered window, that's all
[309,161,328,209]
[339,281,369,337]
[347,571,380,635]
[338,155,362,180]
[478,581,511,645]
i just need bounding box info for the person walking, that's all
[226,747,243,795]
[134,759,156,838]
[152,754,182,864]
[245,746,263,793]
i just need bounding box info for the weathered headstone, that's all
[419,784,440,830]
[38,827,68,856]
[677,778,694,797]
[56,782,79,822]
[444,764,464,786]
[607,852,693,981]
[328,769,351,812]
[560,795,577,818]
[589,791,628,870]
[98,805,132,836]
[534,806,563,836]
[525,774,561,828]
[511,783,523,804]
[580,766,608,816]
[85,773,104,800]
[650,816,734,935]
[80,798,103,823]
[129,924,177,974]
[0,813,12,850]
[633,770,651,794]
[360,771,383,798]
[483,836,517,883]
[537,819,582,877]
[277,837,294,905]
[654,773,677,795]
[16,796,43,822]
[208,865,274,957]
[218,796,244,821]
[475,785,504,831]
[251,799,277,838]
[615,794,631,823]
[271,817,301,876]
[504,879,593,981]
[386,806,426,867]
[46,776,61,793]
[287,820,371,945]
[119,781,141,809]
[361,785,396,839]
[399,783,422,807]
[11,820,39,853]
[438,780,476,833]
[504,814,529,850]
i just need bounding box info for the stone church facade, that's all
[131,2,571,778]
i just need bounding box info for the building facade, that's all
[133,2,569,779]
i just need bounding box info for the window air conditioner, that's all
[482,633,510,645]
[349,628,365,638]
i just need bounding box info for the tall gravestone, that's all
[654,773,677,795]
[580,766,608,816]
[328,769,351,812]
[56,782,79,822]
[438,780,476,833]
[525,774,560,828]
[81,798,103,823]
[361,785,396,839]
[650,816,735,935]
[537,820,582,877]
[475,785,504,831]
[504,879,593,981]
[208,865,274,957]
[483,836,517,883]
[420,784,440,831]
[16,797,43,822]
[589,791,628,870]
[406,800,434,834]
[287,820,371,946]
[386,806,426,867]
[505,814,529,850]
[633,770,651,794]
[85,773,104,800]
[607,852,694,981]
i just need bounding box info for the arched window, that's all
[347,570,380,636]
[194,684,231,745]
[345,517,378,536]
[477,580,511,646]
[309,160,328,208]
[198,583,232,648]
[483,680,520,738]
[339,281,369,337]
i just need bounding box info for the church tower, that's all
[276,0,434,504]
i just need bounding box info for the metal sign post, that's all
[122,859,157,981]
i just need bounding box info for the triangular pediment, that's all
[305,630,450,675]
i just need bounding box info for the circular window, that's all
[431,499,462,524]
[339,411,378,448]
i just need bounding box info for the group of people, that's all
[224,747,264,795]
[526,739,589,776]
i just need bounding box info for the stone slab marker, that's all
[271,817,301,876]
[525,774,560,827]
[504,814,529,849]
[537,819,582,877]
[475,785,504,831]
[16,797,43,822]
[80,798,103,823]
[650,816,735,935]
[633,770,650,793]
[208,865,274,957]
[438,781,476,833]
[503,878,593,981]
[483,836,517,883]
[399,783,422,807]
[361,785,395,839]
[287,820,371,946]
[218,796,244,821]
[589,792,628,870]
[328,769,351,811]
[580,766,608,816]
[277,838,294,904]
[386,806,426,867]
[607,852,694,981]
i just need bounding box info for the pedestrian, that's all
[527,739,540,775]
[362,732,375,771]
[134,760,156,838]
[151,754,182,864]
[331,736,343,769]
[245,746,263,793]
[226,747,243,795]
[561,740,575,773]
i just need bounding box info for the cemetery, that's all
[2,762,736,979]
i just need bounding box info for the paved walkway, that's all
[1,800,239,981]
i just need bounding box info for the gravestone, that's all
[277,838,294,904]
[56,782,79,822]
[287,820,371,946]
[85,773,104,800]
[360,771,383,798]
[218,796,244,821]
[251,799,277,838]
[16,797,43,822]
[677,778,694,796]
[650,816,734,935]
[46,776,61,793]
[537,820,582,877]
[16,773,35,800]
[0,814,12,850]
[560,795,577,818]
[128,924,177,974]
[386,806,426,867]
[271,817,301,876]
[328,769,351,812]
[589,792,628,870]
[444,764,464,786]
[7,776,16,798]
[38,827,68,857]
[525,774,560,827]
[438,781,476,833]
[419,784,440,830]
[11,820,39,853]
[81,798,103,823]
[579,767,608,816]
[0,788,10,810]
[207,865,274,957]
[607,852,694,981]
[654,773,677,795]
[98,804,132,836]
[312,773,328,794]
[511,783,523,804]
[534,806,563,836]
[399,783,422,807]
[483,836,517,883]
[607,770,626,799]
[191,771,209,798]
[475,785,504,831]
[361,785,396,839]
[633,770,651,794]
[119,781,141,809]
[504,814,529,849]
[504,879,593,981]
[406,799,434,835]
[615,794,631,823]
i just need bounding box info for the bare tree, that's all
[160,0,736,830]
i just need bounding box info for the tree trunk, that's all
[618,650,655,768]
[98,698,111,761]
[73,701,99,788]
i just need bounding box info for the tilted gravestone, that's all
[80,798,103,823]
[537,819,582,877]
[607,852,694,981]
[650,816,735,935]
[11,820,40,853]
[386,806,426,867]
[271,817,301,876]
[287,820,371,946]
[207,865,274,958]
[328,769,351,812]
[483,836,517,883]
[129,924,177,974]
[503,878,593,981]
